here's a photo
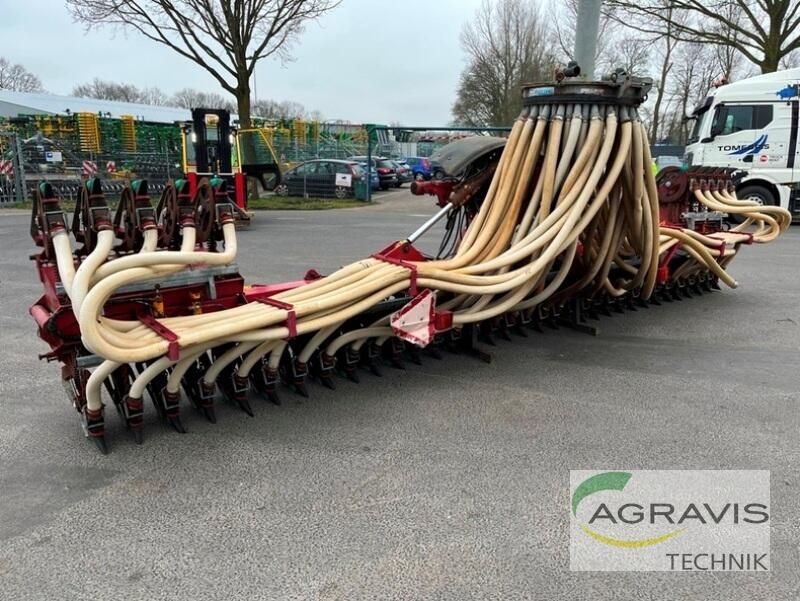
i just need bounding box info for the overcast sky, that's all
[2,0,486,124]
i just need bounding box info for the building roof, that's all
[0,89,194,123]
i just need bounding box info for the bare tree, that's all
[253,98,307,119]
[709,2,745,80]
[138,87,169,105]
[648,8,681,144]
[72,78,168,104]
[0,57,43,92]
[171,88,236,112]
[66,0,340,127]
[613,36,653,76]
[604,2,685,143]
[606,0,800,73]
[453,0,556,126]
[552,0,625,76]
[660,43,717,143]
[779,49,800,68]
[73,79,146,102]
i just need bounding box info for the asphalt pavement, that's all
[0,189,798,600]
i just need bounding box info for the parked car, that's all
[348,156,398,190]
[403,156,433,181]
[358,162,381,190]
[391,160,413,186]
[274,159,365,198]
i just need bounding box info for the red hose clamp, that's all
[372,253,418,296]
[660,241,683,267]
[138,313,180,361]
[657,240,684,285]
[255,297,297,339]
[706,235,728,258]
[434,310,453,332]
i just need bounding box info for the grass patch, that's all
[3,201,34,210]
[248,196,366,210]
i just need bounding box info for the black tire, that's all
[414,172,424,181]
[433,169,445,180]
[730,184,776,223]
[736,184,776,206]
[334,186,348,199]
[380,185,389,191]
[275,183,289,197]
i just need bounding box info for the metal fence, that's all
[0,132,25,204]
[0,130,179,203]
[1,122,514,203]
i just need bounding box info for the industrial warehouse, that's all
[0,1,796,600]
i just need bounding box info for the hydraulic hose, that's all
[68,89,789,418]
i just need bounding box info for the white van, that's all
[685,67,800,216]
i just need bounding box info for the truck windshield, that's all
[687,97,712,144]
[688,113,707,144]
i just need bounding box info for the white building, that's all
[0,89,192,124]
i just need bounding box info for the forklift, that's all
[180,108,282,225]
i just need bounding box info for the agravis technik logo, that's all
[569,470,770,571]
[572,471,684,548]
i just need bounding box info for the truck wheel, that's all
[736,184,775,206]
[275,183,289,197]
[730,185,776,223]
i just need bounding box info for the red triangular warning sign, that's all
[390,289,436,347]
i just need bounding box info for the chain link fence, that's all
[1,116,513,204]
[0,132,25,204]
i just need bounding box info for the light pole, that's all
[574,0,602,80]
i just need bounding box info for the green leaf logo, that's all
[572,471,684,548]
[572,471,632,516]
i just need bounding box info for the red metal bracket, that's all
[434,310,453,332]
[657,240,684,285]
[659,240,683,268]
[702,235,728,259]
[139,313,180,361]
[410,180,454,207]
[255,297,297,339]
[372,253,418,296]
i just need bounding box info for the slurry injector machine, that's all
[29,73,790,453]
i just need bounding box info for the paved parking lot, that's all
[0,192,798,600]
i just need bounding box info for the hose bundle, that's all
[45,76,790,446]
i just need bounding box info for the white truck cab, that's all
[686,67,800,216]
